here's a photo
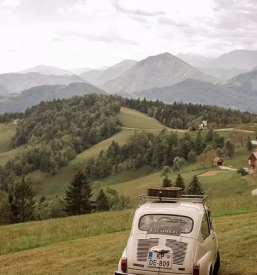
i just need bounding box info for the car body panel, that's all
[115,199,219,275]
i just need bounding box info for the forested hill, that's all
[0,82,106,114]
[119,97,257,128]
[0,94,121,182]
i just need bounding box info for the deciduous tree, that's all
[224,140,235,158]
[95,189,110,212]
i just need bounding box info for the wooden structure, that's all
[213,157,224,166]
[198,120,208,130]
[248,152,257,173]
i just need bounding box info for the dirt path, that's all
[199,171,222,177]
[215,128,255,133]
[219,165,237,171]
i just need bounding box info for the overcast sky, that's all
[0,0,256,73]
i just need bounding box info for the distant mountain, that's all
[0,72,86,94]
[177,53,212,67]
[103,53,218,95]
[203,50,257,70]
[80,60,137,85]
[73,65,110,75]
[94,60,137,85]
[80,69,105,84]
[0,83,9,96]
[225,68,257,92]
[19,65,73,76]
[0,82,106,114]
[199,67,247,80]
[71,68,92,75]
[135,79,256,112]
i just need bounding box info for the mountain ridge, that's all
[0,72,86,94]
[103,52,219,95]
[80,59,137,85]
[134,78,256,112]
[203,50,257,70]
[19,65,73,76]
[0,82,106,114]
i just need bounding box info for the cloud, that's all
[113,1,165,16]
[129,15,148,24]
[52,37,65,42]
[1,0,19,7]
[213,0,257,13]
[158,17,189,27]
[16,0,86,21]
[59,30,137,45]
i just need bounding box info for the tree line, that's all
[119,97,257,129]
[0,170,130,225]
[162,172,204,196]
[84,128,229,179]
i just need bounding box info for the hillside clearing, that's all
[117,107,165,129]
[199,170,222,176]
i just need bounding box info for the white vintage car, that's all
[115,188,220,275]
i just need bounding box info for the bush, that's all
[237,167,249,176]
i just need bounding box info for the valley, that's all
[0,103,257,274]
[2,2,257,274]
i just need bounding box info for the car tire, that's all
[213,251,220,275]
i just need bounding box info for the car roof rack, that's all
[139,193,209,204]
[138,187,209,205]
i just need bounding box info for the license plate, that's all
[147,252,172,269]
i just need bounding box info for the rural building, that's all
[198,120,208,130]
[248,152,257,173]
[213,157,224,166]
[13,119,20,125]
[251,140,257,146]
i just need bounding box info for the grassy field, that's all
[0,111,257,274]
[1,108,255,200]
[117,107,165,129]
[0,211,257,275]
[31,107,166,197]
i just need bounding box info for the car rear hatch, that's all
[127,235,196,274]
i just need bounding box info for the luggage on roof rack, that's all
[147,187,182,198]
[139,187,208,203]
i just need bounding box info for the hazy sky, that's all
[0,0,256,73]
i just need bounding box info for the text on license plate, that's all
[147,252,172,268]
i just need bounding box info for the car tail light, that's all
[193,262,200,275]
[121,257,127,273]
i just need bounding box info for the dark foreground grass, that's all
[0,212,256,275]
[0,210,133,256]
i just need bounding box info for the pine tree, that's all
[246,136,253,152]
[162,175,172,187]
[96,189,110,212]
[64,171,93,216]
[186,175,204,195]
[9,177,35,223]
[174,173,185,193]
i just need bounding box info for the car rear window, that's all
[139,214,193,235]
